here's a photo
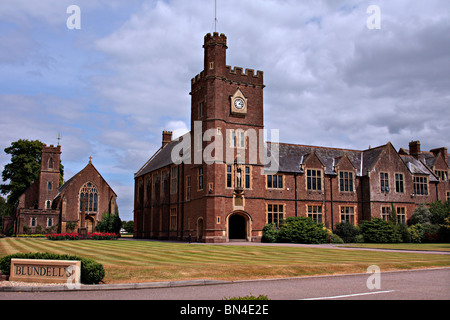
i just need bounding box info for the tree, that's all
[428,200,450,225]
[122,220,134,234]
[96,210,122,234]
[0,140,44,212]
[408,203,432,226]
[0,196,6,217]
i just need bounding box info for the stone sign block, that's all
[10,259,81,284]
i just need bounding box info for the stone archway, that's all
[227,211,251,242]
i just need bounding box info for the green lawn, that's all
[1,238,449,284]
[338,243,450,252]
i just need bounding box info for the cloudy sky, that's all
[1,0,449,221]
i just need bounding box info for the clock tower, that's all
[190,32,265,165]
[188,32,266,242]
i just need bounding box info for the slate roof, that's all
[400,155,439,182]
[135,133,190,178]
[135,136,444,182]
[266,142,389,176]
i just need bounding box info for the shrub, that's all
[224,293,270,300]
[329,233,344,244]
[277,217,328,244]
[334,222,360,243]
[422,223,440,242]
[0,252,105,284]
[408,224,424,243]
[438,217,450,243]
[408,203,432,226]
[261,223,279,243]
[359,218,402,243]
[96,211,121,234]
[429,200,450,225]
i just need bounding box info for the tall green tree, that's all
[1,140,44,211]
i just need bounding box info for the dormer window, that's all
[307,169,322,191]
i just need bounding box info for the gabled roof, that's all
[400,155,439,182]
[55,160,117,199]
[135,133,190,178]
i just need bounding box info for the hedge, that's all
[0,252,105,284]
[277,217,329,244]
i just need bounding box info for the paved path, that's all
[1,268,449,300]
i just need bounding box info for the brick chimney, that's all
[430,147,448,165]
[409,141,421,159]
[162,131,173,147]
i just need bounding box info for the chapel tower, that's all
[38,144,61,210]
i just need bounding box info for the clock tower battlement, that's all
[190,33,265,131]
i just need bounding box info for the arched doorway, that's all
[197,218,204,242]
[228,213,248,241]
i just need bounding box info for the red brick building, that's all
[13,145,118,234]
[134,33,449,243]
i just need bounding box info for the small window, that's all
[48,158,54,169]
[395,173,404,193]
[267,204,284,227]
[47,181,52,191]
[198,167,204,190]
[199,102,205,118]
[380,173,389,192]
[47,218,53,227]
[30,217,37,227]
[397,207,406,224]
[381,206,391,221]
[186,176,191,201]
[414,176,428,195]
[170,208,177,231]
[46,200,51,209]
[340,206,355,224]
[245,166,251,189]
[308,205,323,223]
[226,165,233,188]
[267,174,283,189]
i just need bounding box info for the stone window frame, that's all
[266,173,284,190]
[266,203,285,227]
[307,204,323,223]
[380,172,390,193]
[395,173,405,193]
[339,170,354,193]
[413,175,428,196]
[396,207,406,225]
[340,205,356,224]
[169,207,177,231]
[306,169,323,191]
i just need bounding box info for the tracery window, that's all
[79,182,98,213]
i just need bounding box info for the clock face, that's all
[234,98,245,110]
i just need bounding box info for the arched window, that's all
[79,182,98,213]
[48,157,54,169]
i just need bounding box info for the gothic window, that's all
[48,157,54,169]
[79,182,98,213]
